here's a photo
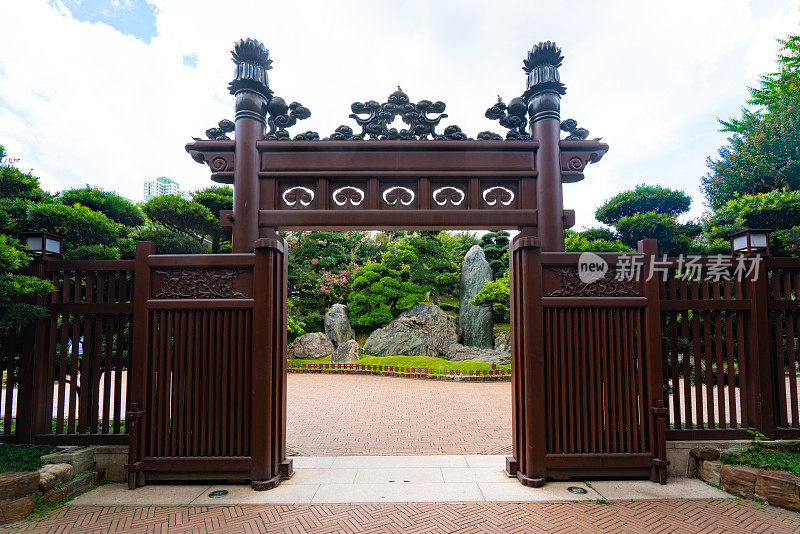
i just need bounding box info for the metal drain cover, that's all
[567,486,587,494]
[208,490,229,498]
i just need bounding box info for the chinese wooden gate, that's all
[125,37,671,489]
[127,240,290,488]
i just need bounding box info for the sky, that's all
[0,0,798,230]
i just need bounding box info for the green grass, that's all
[0,444,58,472]
[289,354,510,371]
[438,295,459,311]
[493,322,510,336]
[720,446,800,477]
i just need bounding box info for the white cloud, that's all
[0,0,796,231]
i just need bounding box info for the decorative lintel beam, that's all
[254,209,539,231]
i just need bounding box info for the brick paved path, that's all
[286,374,511,456]
[5,500,799,533]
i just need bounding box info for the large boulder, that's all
[324,304,355,348]
[363,303,459,358]
[445,343,511,365]
[459,245,493,348]
[331,339,360,363]
[494,330,511,352]
[287,332,334,359]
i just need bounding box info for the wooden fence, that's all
[660,256,800,440]
[1,260,133,445]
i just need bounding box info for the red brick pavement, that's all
[286,374,512,456]
[4,500,799,533]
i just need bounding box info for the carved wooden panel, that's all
[544,266,640,297]
[154,269,248,299]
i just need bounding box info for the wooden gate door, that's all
[126,239,292,489]
[507,237,669,486]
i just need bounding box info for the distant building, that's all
[143,177,192,201]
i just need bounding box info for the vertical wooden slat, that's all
[244,309,251,455]
[221,309,231,457]
[723,281,737,428]
[679,279,692,429]
[174,310,186,456]
[77,273,94,434]
[700,279,714,429]
[154,311,167,457]
[199,310,210,457]
[734,278,749,427]
[785,270,799,427]
[66,274,82,434]
[586,308,598,453]
[233,310,243,456]
[712,281,725,428]
[691,280,704,428]
[635,308,647,452]
[621,308,634,452]
[558,308,568,453]
[564,308,575,453]
[579,309,590,453]
[600,308,611,452]
[667,311,680,428]
[551,308,560,454]
[609,308,621,452]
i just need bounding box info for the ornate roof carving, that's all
[324,88,469,140]
[481,96,530,140]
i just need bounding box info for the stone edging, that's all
[287,362,511,382]
[690,446,800,512]
[0,446,103,525]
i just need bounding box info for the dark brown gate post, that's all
[507,234,546,486]
[251,236,292,489]
[525,42,565,252]
[638,239,669,483]
[747,256,776,439]
[230,39,271,253]
[126,240,154,489]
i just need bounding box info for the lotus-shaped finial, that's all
[231,38,272,70]
[522,41,563,72]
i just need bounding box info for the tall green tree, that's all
[348,262,426,329]
[0,147,50,202]
[702,35,800,209]
[192,186,233,253]
[60,186,145,227]
[382,231,459,302]
[595,185,692,225]
[595,185,699,256]
[480,231,510,278]
[142,194,216,250]
[703,189,800,256]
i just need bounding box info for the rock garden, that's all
[286,232,513,375]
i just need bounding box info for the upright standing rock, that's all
[324,304,355,348]
[460,245,493,348]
